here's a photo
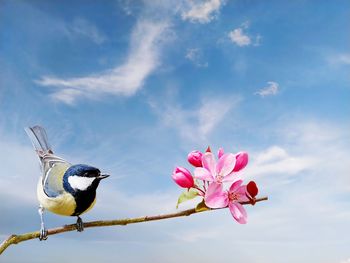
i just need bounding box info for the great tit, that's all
[25,125,109,240]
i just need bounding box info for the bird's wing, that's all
[42,156,71,197]
[41,154,71,197]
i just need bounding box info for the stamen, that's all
[228,192,239,201]
[216,175,224,183]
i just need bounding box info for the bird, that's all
[25,125,109,240]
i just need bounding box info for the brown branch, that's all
[0,196,268,255]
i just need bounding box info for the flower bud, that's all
[233,152,248,172]
[172,167,194,188]
[247,181,258,198]
[187,150,203,167]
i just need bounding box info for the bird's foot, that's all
[38,206,48,241]
[76,216,84,232]
[39,226,48,241]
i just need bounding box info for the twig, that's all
[0,196,268,255]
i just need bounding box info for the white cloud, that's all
[228,22,262,47]
[228,28,251,46]
[254,81,279,97]
[327,53,350,66]
[70,18,107,44]
[181,0,225,24]
[185,48,208,68]
[340,258,350,263]
[36,20,170,104]
[247,119,350,200]
[151,94,240,142]
[245,145,316,179]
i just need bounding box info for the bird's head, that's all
[63,164,109,193]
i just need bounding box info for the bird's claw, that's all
[39,228,48,241]
[76,216,84,232]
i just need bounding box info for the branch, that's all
[0,196,268,255]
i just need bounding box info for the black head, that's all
[63,164,109,194]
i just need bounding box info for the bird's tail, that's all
[25,125,53,156]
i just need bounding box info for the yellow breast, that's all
[37,178,76,216]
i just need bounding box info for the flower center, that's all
[216,175,224,183]
[228,192,239,201]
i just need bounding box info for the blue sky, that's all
[0,0,350,262]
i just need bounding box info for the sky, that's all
[0,0,349,262]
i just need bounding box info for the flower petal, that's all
[236,185,250,202]
[221,172,240,182]
[216,153,236,177]
[202,152,216,175]
[217,147,224,159]
[247,181,259,198]
[194,167,214,181]
[233,152,248,172]
[206,182,223,197]
[204,182,228,208]
[229,202,247,224]
[229,179,243,193]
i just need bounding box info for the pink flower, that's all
[187,150,203,167]
[217,148,249,172]
[194,152,237,183]
[172,167,194,188]
[205,180,249,224]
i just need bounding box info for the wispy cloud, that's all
[70,17,107,44]
[327,52,350,66]
[118,0,134,16]
[185,48,208,68]
[36,20,170,104]
[151,94,240,142]
[35,16,107,45]
[254,81,279,97]
[181,0,225,24]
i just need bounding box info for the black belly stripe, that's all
[72,190,96,216]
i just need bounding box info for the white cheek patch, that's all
[68,176,95,191]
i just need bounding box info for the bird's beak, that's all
[97,174,110,180]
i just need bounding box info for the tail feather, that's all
[25,125,53,155]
